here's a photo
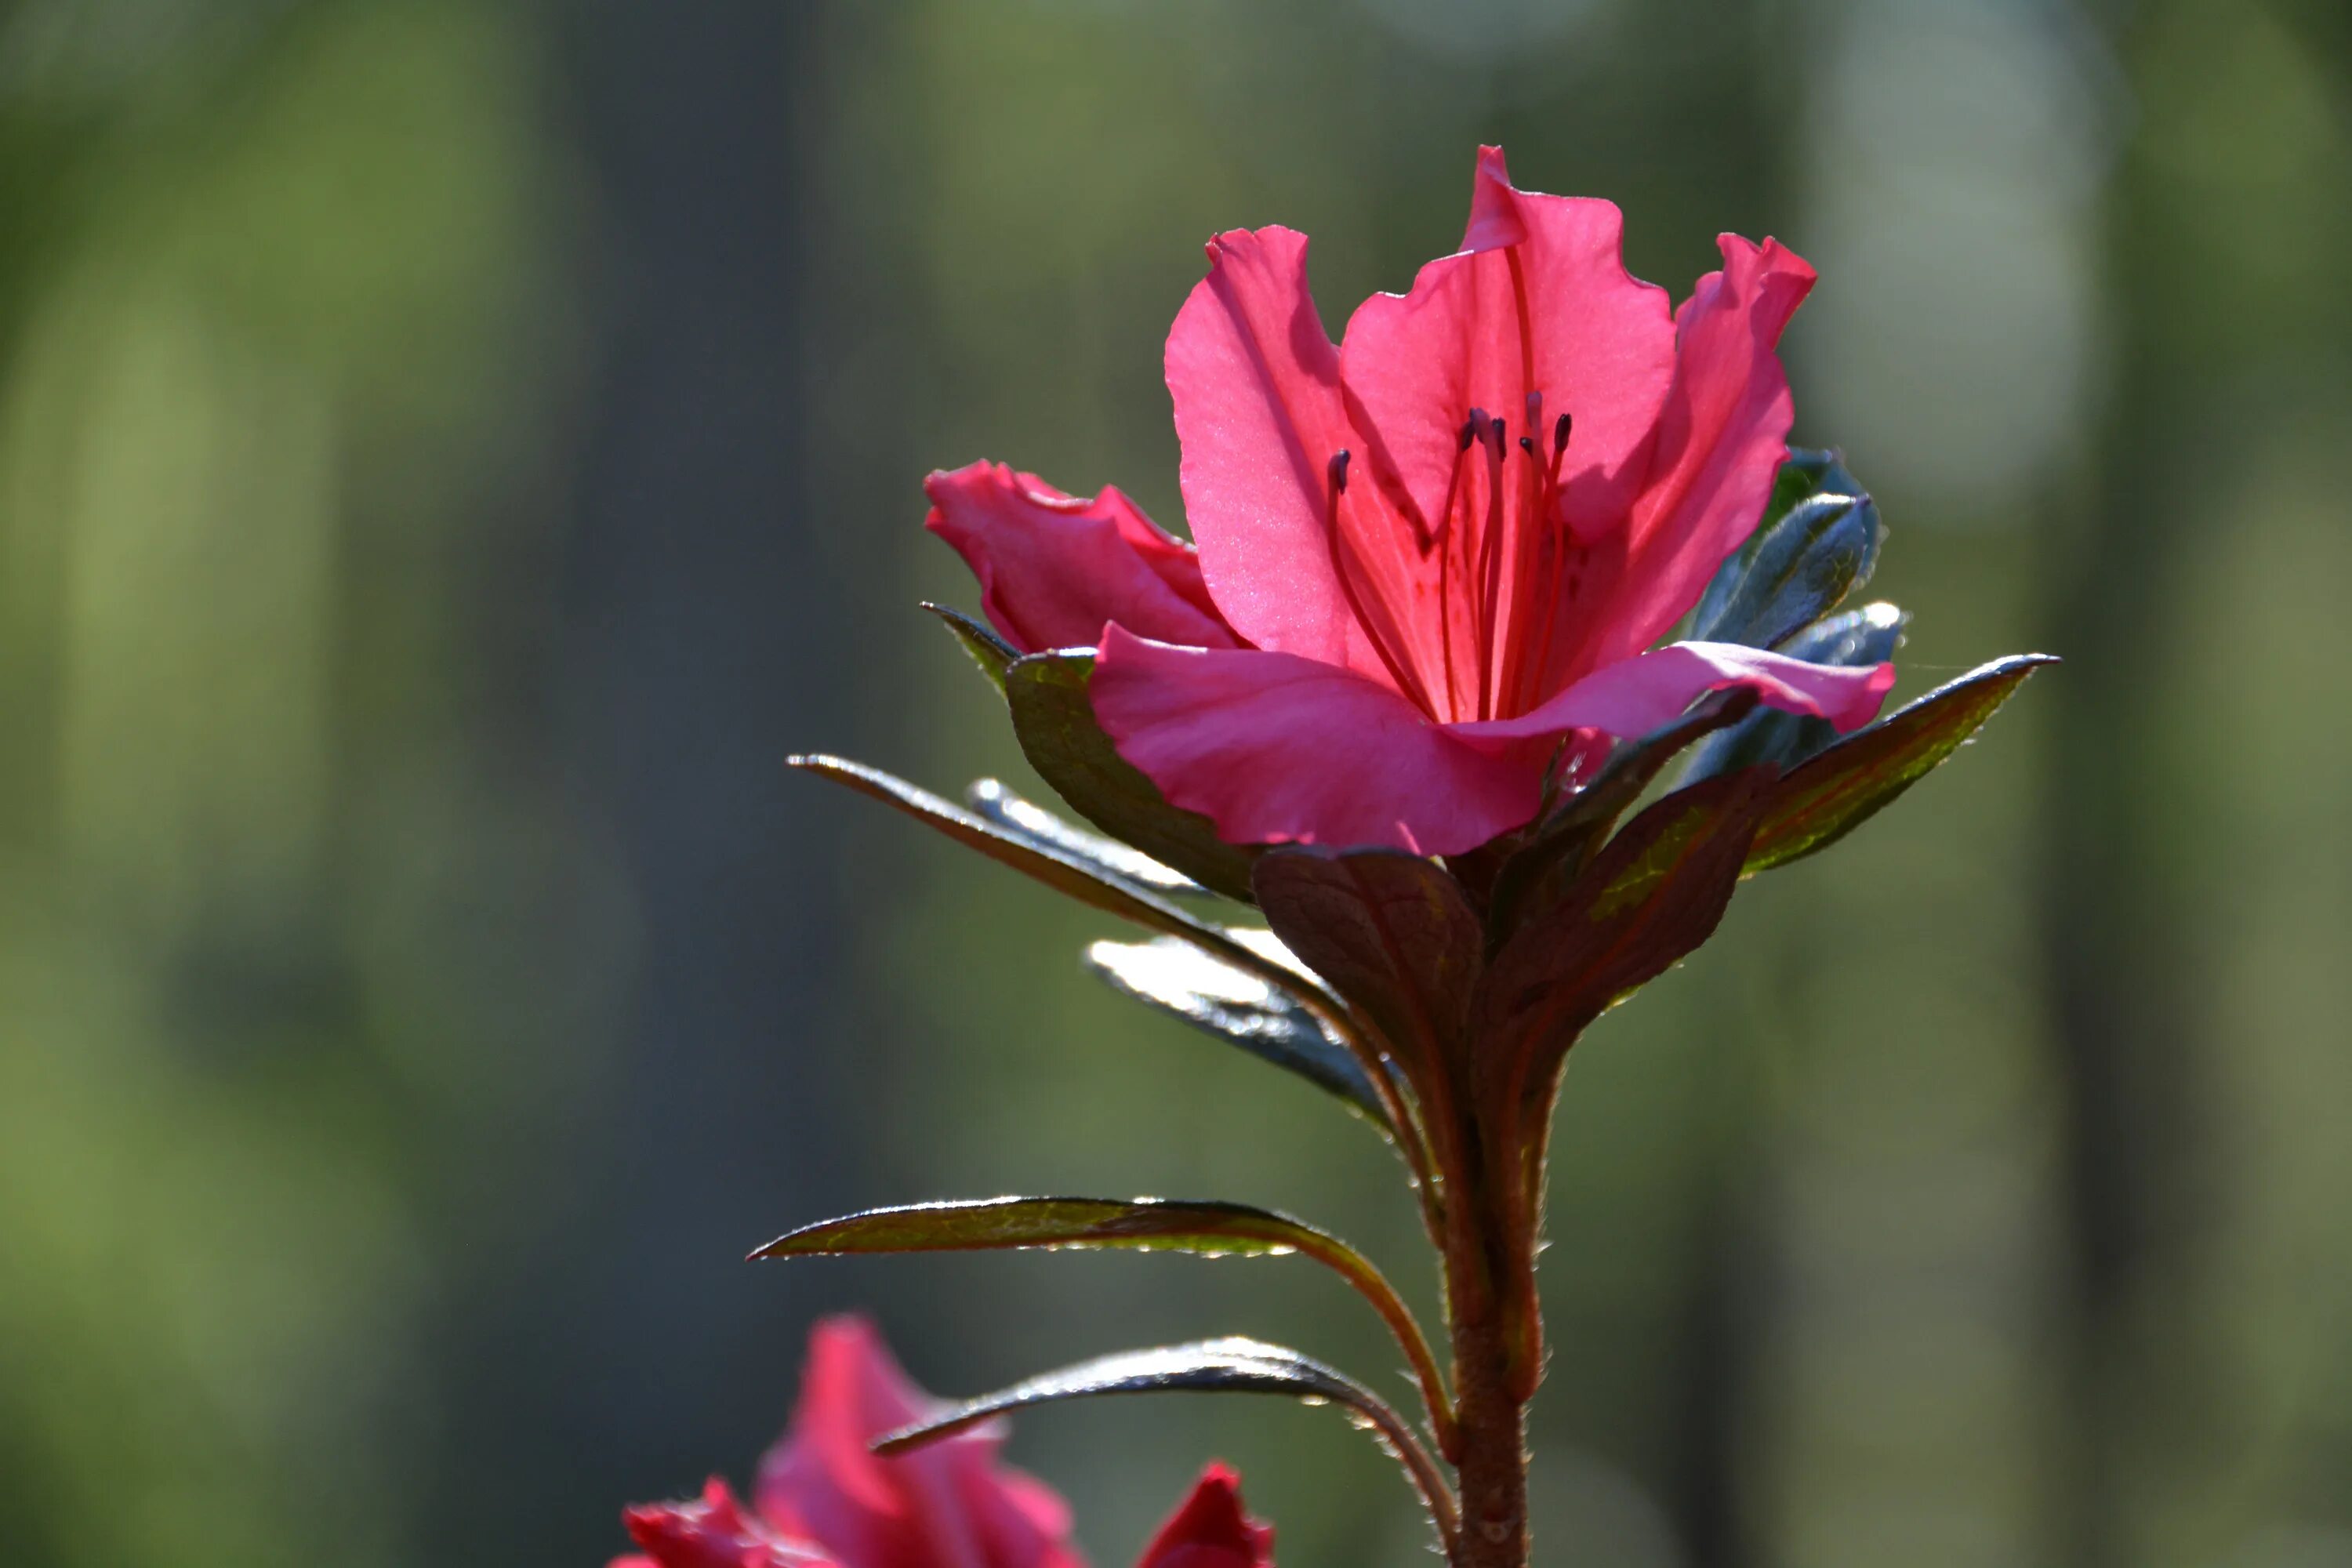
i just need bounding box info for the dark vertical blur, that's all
[0,3,2344,1566]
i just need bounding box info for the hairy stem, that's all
[1442,1131,1533,1568]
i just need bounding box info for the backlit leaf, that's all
[1744,652,2056,874]
[873,1337,1458,1543]
[922,601,1017,692]
[1084,935,1390,1126]
[753,1196,1450,1441]
[965,779,1201,896]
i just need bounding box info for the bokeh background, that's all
[2,2,2347,1565]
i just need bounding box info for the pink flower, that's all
[1133,1467,1273,1568]
[617,1479,838,1568]
[613,1316,1082,1568]
[927,147,1895,855]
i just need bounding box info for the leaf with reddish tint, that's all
[922,601,1018,692]
[1005,650,1263,903]
[964,779,1203,896]
[1084,935,1390,1127]
[1744,652,2056,874]
[1484,688,1760,942]
[1475,766,1777,1124]
[1252,848,1484,1100]
[752,1196,1451,1443]
[873,1337,1457,1547]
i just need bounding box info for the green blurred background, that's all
[2,2,2347,1565]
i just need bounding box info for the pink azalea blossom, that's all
[1132,1466,1273,1568]
[927,147,1895,855]
[614,1316,1081,1568]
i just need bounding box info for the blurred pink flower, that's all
[927,146,1893,854]
[613,1316,1080,1568]
[1132,1466,1273,1568]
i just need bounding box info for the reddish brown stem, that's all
[1438,1115,1535,1568]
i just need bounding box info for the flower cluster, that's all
[616,1319,1270,1568]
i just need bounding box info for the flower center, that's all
[1323,397,1581,726]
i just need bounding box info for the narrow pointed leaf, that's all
[922,601,1018,692]
[1084,936,1390,1127]
[789,755,1381,1107]
[1004,650,1263,903]
[752,1196,1451,1443]
[1682,602,1909,783]
[1744,652,2056,874]
[1485,688,1760,942]
[873,1337,1458,1544]
[1252,849,1483,1102]
[965,779,1203,896]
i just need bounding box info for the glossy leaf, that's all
[965,778,1202,896]
[922,601,1018,692]
[1690,446,1880,646]
[1682,602,1909,783]
[1084,935,1391,1127]
[1484,688,1761,942]
[1688,491,1882,650]
[789,755,1392,1131]
[790,755,1317,994]
[752,1196,1452,1443]
[1744,652,2056,873]
[1004,650,1263,903]
[873,1337,1458,1544]
[1252,848,1483,1101]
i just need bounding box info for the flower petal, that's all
[1451,640,1894,749]
[926,461,1236,653]
[755,1316,1083,1568]
[1134,1465,1275,1568]
[1587,235,1817,665]
[621,1479,839,1568]
[1167,225,1379,674]
[1092,627,1543,855]
[1341,147,1676,548]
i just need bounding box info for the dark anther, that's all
[1517,435,1536,456]
[1327,448,1352,493]
[1552,412,1573,455]
[1457,417,1478,451]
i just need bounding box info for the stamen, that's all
[1432,416,1478,719]
[1523,412,1577,712]
[1474,413,1508,720]
[1323,448,1436,714]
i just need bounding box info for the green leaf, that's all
[1689,492,1882,650]
[1682,602,1909,783]
[1252,848,1483,1100]
[788,753,1373,1087]
[921,601,1018,692]
[1484,688,1761,942]
[1744,652,2056,874]
[1083,935,1391,1127]
[752,1196,1452,1443]
[965,779,1203,896]
[1004,651,1262,903]
[1689,447,1882,649]
[873,1337,1458,1544]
